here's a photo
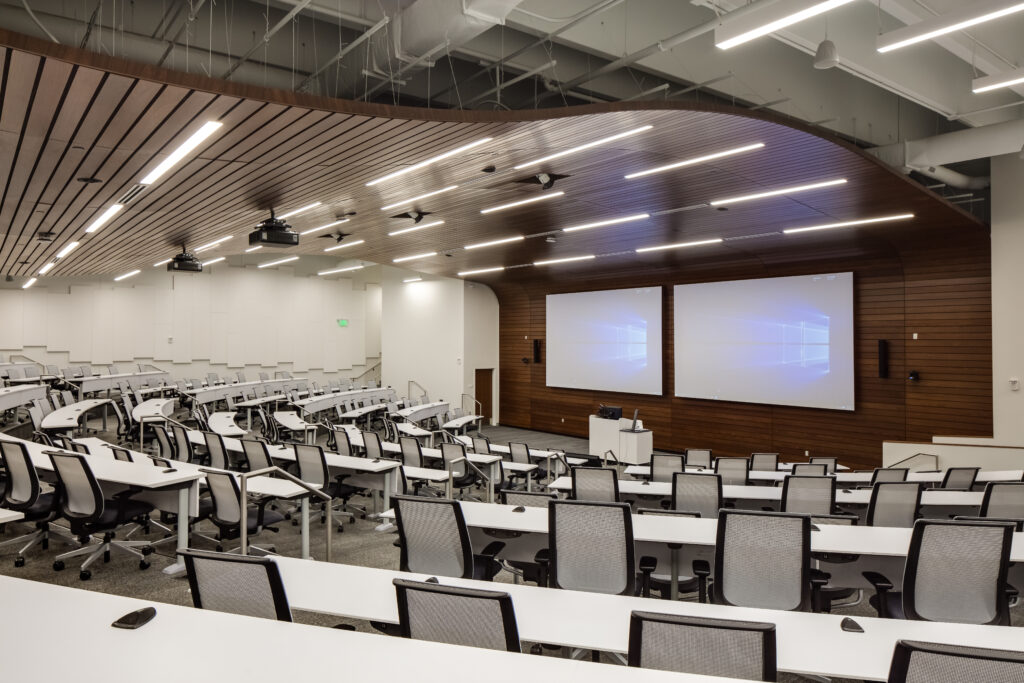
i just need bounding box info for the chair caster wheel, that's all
[284,513,292,520]
[141,546,154,556]
[14,557,25,568]
[79,570,91,581]
[139,560,150,570]
[53,561,65,571]
[358,515,365,520]
[215,545,224,552]
[337,525,345,533]
[292,520,299,526]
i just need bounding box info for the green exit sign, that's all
[336,319,349,327]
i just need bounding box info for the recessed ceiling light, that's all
[534,255,595,266]
[457,266,505,276]
[84,204,124,233]
[716,0,856,50]
[194,235,233,252]
[114,269,141,282]
[324,239,365,252]
[140,120,223,185]
[318,265,365,276]
[480,192,565,214]
[635,238,724,253]
[393,252,437,263]
[513,126,652,170]
[710,178,847,206]
[972,67,1024,93]
[877,1,1024,53]
[465,236,525,250]
[244,245,263,253]
[380,186,458,212]
[624,143,766,179]
[278,202,322,220]
[783,213,915,234]
[299,219,349,236]
[366,137,493,186]
[403,277,423,283]
[201,257,226,266]
[562,213,650,233]
[388,219,445,237]
[55,241,80,259]
[257,256,299,269]
[153,258,172,267]
[22,278,37,289]
[38,262,56,275]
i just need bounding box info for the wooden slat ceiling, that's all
[0,29,985,283]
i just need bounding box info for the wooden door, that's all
[475,368,493,422]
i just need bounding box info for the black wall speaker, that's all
[533,339,542,363]
[878,339,889,378]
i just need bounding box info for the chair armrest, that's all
[533,548,549,566]
[862,571,893,591]
[692,559,711,603]
[809,568,831,587]
[638,556,657,573]
[1006,583,1019,601]
[479,541,505,560]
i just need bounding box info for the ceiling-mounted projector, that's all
[167,245,202,272]
[249,211,299,247]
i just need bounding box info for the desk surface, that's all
[40,398,113,430]
[207,412,247,437]
[0,383,47,412]
[131,398,175,422]
[623,464,1023,484]
[0,508,25,524]
[395,401,449,420]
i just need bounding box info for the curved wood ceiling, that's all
[0,28,984,283]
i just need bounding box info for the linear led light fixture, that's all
[480,192,565,214]
[194,235,233,252]
[636,238,724,253]
[465,235,524,250]
[38,263,55,275]
[563,213,650,233]
[388,219,445,237]
[710,178,847,206]
[56,241,80,259]
[366,137,493,186]
[258,256,299,269]
[278,202,322,220]
[715,0,856,50]
[244,245,263,253]
[625,143,766,179]
[513,126,652,170]
[84,204,124,233]
[153,258,172,267]
[403,277,422,283]
[380,186,458,212]
[318,265,365,276]
[140,121,223,185]
[783,213,915,234]
[878,0,1024,53]
[393,251,437,263]
[457,266,505,276]
[534,254,595,266]
[324,239,365,252]
[22,278,37,289]
[114,269,141,282]
[201,257,226,266]
[300,219,349,236]
[973,67,1024,93]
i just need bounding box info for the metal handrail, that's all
[886,452,940,471]
[353,361,382,383]
[601,449,620,467]
[407,380,428,401]
[233,466,334,561]
[460,393,483,418]
[446,455,489,498]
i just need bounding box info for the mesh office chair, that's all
[782,475,836,515]
[441,442,482,500]
[507,442,545,486]
[362,430,385,460]
[750,453,779,472]
[110,446,134,462]
[203,469,283,555]
[0,441,72,566]
[715,457,750,485]
[500,489,557,507]
[471,435,491,454]
[865,519,1015,625]
[392,496,503,580]
[867,482,923,527]
[294,444,357,529]
[671,472,723,517]
[393,578,520,652]
[887,640,1024,683]
[180,549,291,621]
[202,431,231,470]
[650,454,685,483]
[981,482,1024,518]
[792,463,827,476]
[810,457,838,474]
[941,467,980,490]
[869,468,909,485]
[152,427,174,461]
[627,611,777,681]
[570,466,619,502]
[170,424,195,463]
[635,508,702,598]
[685,448,713,469]
[695,509,822,612]
[240,439,274,472]
[399,436,425,467]
[47,452,156,580]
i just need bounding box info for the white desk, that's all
[624,465,1020,485]
[0,508,25,524]
[273,411,318,444]
[40,398,113,434]
[187,378,305,406]
[396,401,449,424]
[292,387,395,416]
[0,383,47,412]
[70,370,169,399]
[442,414,483,432]
[208,412,247,438]
[131,398,175,423]
[0,575,725,683]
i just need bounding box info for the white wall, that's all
[0,261,381,383]
[463,281,500,425]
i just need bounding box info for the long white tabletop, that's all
[624,464,1024,484]
[186,377,305,405]
[0,508,26,524]
[395,401,449,423]
[40,398,113,431]
[292,386,395,415]
[131,398,175,422]
[70,370,169,398]
[0,382,47,412]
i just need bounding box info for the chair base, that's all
[53,532,154,578]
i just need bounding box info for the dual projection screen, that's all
[545,273,854,410]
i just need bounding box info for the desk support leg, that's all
[488,463,496,503]
[669,545,680,601]
[301,497,310,560]
[162,485,191,576]
[374,470,395,532]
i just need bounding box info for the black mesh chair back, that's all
[206,373,220,387]
[570,466,619,502]
[1,441,41,509]
[110,447,134,462]
[399,437,423,467]
[180,549,291,621]
[810,457,838,474]
[750,453,779,472]
[258,372,269,381]
[205,470,243,526]
[471,436,491,454]
[903,519,1013,625]
[671,472,723,517]
[362,430,384,460]
[871,467,909,484]
[549,499,635,595]
[627,611,776,680]
[240,440,274,472]
[508,442,531,465]
[792,463,827,476]
[500,489,556,507]
[887,640,1024,683]
[393,496,474,579]
[715,509,811,611]
[781,475,836,515]
[202,432,230,470]
[170,424,194,463]
[393,578,520,652]
[47,452,103,520]
[715,457,750,485]
[68,441,91,455]
[332,428,353,457]
[152,427,174,461]
[295,444,329,488]
[441,442,469,478]
[685,448,712,469]
[868,482,922,527]
[650,454,685,483]
[981,482,1024,518]
[941,467,980,490]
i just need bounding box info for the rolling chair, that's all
[887,640,1024,682]
[715,457,750,485]
[671,472,723,517]
[650,453,685,483]
[393,578,520,652]
[570,466,619,502]
[685,448,712,469]
[392,495,503,580]
[180,548,291,621]
[0,441,74,567]
[203,469,283,555]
